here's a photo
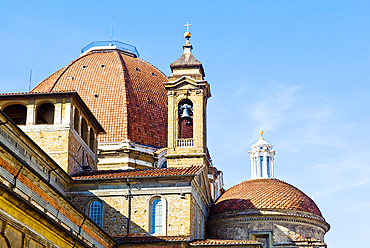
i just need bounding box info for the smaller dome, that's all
[211,178,322,217]
[253,138,269,147]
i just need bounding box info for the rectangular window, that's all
[266,157,269,176]
[249,231,273,248]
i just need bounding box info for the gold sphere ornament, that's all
[184,31,191,39]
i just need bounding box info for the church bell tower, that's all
[164,23,211,168]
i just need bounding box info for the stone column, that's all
[26,100,35,125]
[54,97,62,124]
[263,154,268,178]
[63,99,71,125]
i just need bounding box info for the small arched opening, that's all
[2,104,27,125]
[178,99,193,139]
[74,107,80,132]
[81,117,89,143]
[89,130,96,152]
[36,103,55,124]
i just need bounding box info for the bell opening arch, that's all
[178,99,193,139]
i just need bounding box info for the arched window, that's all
[149,196,166,235]
[89,200,102,227]
[74,107,80,132]
[36,103,54,124]
[178,99,193,139]
[151,198,163,234]
[2,104,27,125]
[81,117,88,143]
[89,130,96,152]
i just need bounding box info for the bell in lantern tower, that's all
[179,103,193,125]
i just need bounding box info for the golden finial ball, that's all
[184,31,191,39]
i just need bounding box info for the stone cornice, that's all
[207,209,330,232]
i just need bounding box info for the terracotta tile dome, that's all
[31,48,168,147]
[211,178,322,217]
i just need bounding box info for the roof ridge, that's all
[49,53,91,92]
[71,165,204,180]
[137,57,168,79]
[114,51,130,141]
[73,165,202,175]
[31,67,65,93]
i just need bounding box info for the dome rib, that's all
[31,49,168,147]
[211,178,322,217]
[32,53,91,93]
[114,50,130,141]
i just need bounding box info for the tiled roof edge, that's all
[71,165,205,180]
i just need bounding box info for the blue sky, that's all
[1,1,370,247]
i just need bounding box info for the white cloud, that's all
[312,179,370,198]
[250,84,301,131]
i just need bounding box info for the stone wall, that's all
[26,130,70,172]
[70,193,192,237]
[25,128,97,176]
[207,210,328,245]
[69,129,97,175]
[166,194,191,236]
[97,148,155,171]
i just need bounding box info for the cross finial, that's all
[184,22,192,42]
[185,22,191,32]
[259,127,264,139]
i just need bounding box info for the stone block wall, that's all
[26,130,69,172]
[97,149,155,171]
[25,129,97,176]
[190,196,206,240]
[166,194,191,236]
[68,130,97,175]
[208,218,326,244]
[70,193,192,237]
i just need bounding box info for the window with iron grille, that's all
[89,201,102,227]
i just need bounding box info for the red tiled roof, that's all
[31,49,168,147]
[114,236,260,246]
[114,235,189,243]
[190,239,260,245]
[71,165,204,180]
[211,179,322,217]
